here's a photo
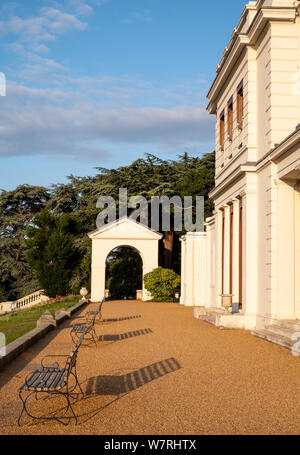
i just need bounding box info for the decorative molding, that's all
[274,178,297,189]
[215,144,248,181]
[207,6,297,105]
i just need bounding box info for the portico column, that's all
[216,209,223,307]
[91,264,105,302]
[242,183,258,316]
[205,221,213,307]
[183,234,195,306]
[223,204,231,295]
[232,198,240,304]
[180,237,186,305]
[276,179,295,319]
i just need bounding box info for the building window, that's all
[227,97,233,138]
[237,82,243,126]
[220,111,225,148]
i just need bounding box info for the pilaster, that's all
[232,198,240,304]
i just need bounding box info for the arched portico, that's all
[88,217,163,302]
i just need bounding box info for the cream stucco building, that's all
[181,0,300,349]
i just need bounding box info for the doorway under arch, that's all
[105,246,143,300]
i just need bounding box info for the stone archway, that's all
[88,217,163,302]
[105,245,143,300]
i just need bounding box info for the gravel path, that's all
[0,300,299,435]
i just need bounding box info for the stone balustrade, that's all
[0,290,50,315]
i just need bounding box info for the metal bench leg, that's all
[91,327,98,345]
[18,390,27,426]
[18,389,77,426]
[68,370,84,397]
[66,394,78,425]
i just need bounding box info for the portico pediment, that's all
[88,216,163,241]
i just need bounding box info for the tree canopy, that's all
[0,152,215,301]
[0,185,50,300]
[26,210,81,298]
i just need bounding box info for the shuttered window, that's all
[227,97,233,136]
[220,111,225,147]
[237,82,243,125]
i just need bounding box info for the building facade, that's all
[181,0,300,345]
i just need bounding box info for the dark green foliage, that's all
[26,210,81,298]
[69,238,92,294]
[0,185,50,300]
[174,152,215,221]
[106,247,142,300]
[143,267,181,302]
[0,286,6,303]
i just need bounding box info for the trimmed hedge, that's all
[143,267,180,302]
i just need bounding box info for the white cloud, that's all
[0,4,88,54]
[123,9,153,24]
[7,45,67,81]
[41,7,88,32]
[0,83,214,159]
[67,0,94,17]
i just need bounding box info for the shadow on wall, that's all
[85,358,182,396]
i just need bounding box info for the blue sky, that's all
[0,0,248,190]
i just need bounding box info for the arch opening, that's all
[105,246,143,300]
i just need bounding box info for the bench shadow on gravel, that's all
[76,358,182,425]
[102,315,142,323]
[99,328,152,342]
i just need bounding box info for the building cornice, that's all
[269,126,300,163]
[214,2,256,74]
[204,216,215,227]
[247,7,296,45]
[207,35,249,113]
[209,126,300,201]
[209,164,255,200]
[255,125,300,172]
[207,5,297,109]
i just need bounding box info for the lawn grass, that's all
[0,295,80,345]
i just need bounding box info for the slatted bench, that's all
[70,310,98,345]
[18,331,86,426]
[85,300,104,323]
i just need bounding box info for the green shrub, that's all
[143,267,180,302]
